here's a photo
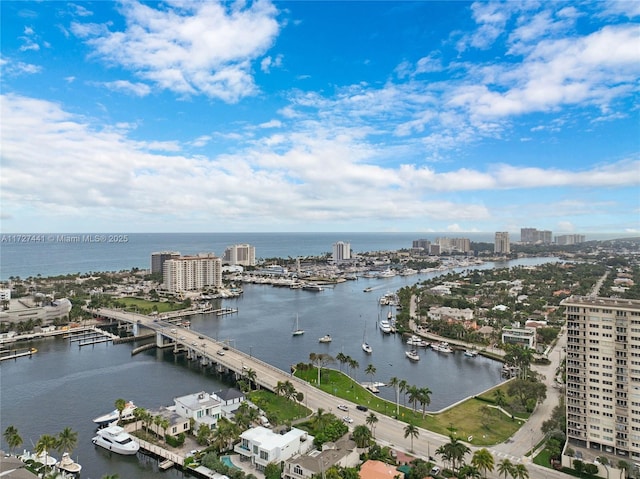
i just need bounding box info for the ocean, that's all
[0,232,501,280]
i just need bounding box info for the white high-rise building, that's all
[223,244,256,266]
[163,253,222,293]
[332,241,351,263]
[494,232,511,254]
[562,296,640,461]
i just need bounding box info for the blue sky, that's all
[1,1,639,236]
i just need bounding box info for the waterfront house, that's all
[283,436,359,479]
[173,391,221,430]
[148,406,190,437]
[234,426,314,472]
[359,460,403,479]
[211,388,245,418]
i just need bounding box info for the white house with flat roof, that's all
[234,426,314,472]
[501,327,536,349]
[173,391,221,429]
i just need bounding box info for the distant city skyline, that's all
[1,1,638,234]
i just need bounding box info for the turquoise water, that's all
[222,456,240,470]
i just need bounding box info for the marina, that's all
[0,257,557,478]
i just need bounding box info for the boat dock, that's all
[0,347,37,361]
[67,327,118,347]
[134,437,185,470]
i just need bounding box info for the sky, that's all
[1,1,639,236]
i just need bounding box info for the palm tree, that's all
[407,385,421,412]
[389,376,401,416]
[403,422,419,453]
[365,412,378,437]
[352,424,372,448]
[419,386,432,418]
[275,381,286,397]
[336,352,348,372]
[313,408,331,432]
[458,464,482,479]
[616,460,629,479]
[437,435,470,473]
[3,426,22,455]
[348,357,359,381]
[245,368,258,390]
[114,398,126,425]
[513,464,529,479]
[56,427,78,456]
[497,459,514,479]
[471,448,495,478]
[365,364,376,385]
[35,434,57,471]
[399,379,409,407]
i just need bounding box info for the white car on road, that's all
[337,404,348,411]
[342,416,353,423]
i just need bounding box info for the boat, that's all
[19,449,57,467]
[318,334,332,343]
[363,287,373,292]
[56,452,82,474]
[302,283,324,292]
[92,425,140,455]
[406,349,420,361]
[378,319,392,334]
[432,342,453,353]
[292,314,304,336]
[93,401,137,427]
[464,349,479,357]
[406,335,429,347]
[362,322,373,353]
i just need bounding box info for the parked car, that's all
[430,467,441,476]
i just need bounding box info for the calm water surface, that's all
[0,258,557,478]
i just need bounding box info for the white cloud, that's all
[71,0,281,102]
[101,80,152,97]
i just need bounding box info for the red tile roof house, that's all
[360,460,404,479]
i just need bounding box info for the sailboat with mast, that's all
[362,321,372,354]
[292,314,304,336]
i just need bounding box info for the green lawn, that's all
[114,297,187,314]
[295,366,527,446]
[248,390,311,425]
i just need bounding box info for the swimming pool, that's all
[221,455,240,470]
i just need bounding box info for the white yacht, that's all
[92,401,137,427]
[378,319,392,334]
[318,334,332,343]
[92,425,140,455]
[432,342,453,353]
[405,349,420,361]
[56,452,82,474]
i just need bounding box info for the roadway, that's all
[95,306,568,479]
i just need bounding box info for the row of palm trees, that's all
[3,425,79,473]
[388,376,432,418]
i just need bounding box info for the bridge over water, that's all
[92,307,295,392]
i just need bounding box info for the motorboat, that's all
[93,401,137,427]
[19,449,57,467]
[405,349,420,361]
[432,342,453,353]
[363,287,373,292]
[92,425,140,455]
[406,335,429,347]
[464,349,479,357]
[56,452,82,474]
[362,342,373,354]
[318,334,332,343]
[378,319,392,334]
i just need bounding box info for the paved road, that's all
[97,307,568,479]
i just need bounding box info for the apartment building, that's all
[555,234,586,245]
[520,228,552,244]
[435,237,471,254]
[151,251,180,274]
[332,241,351,263]
[162,253,222,293]
[494,232,511,254]
[223,244,256,266]
[562,295,640,462]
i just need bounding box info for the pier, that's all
[0,347,37,361]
